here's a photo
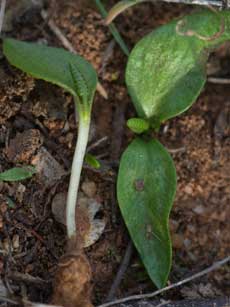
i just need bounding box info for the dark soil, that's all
[0,0,229,306]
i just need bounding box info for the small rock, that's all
[81,181,97,198]
[172,233,184,249]
[3,239,11,253]
[192,205,205,215]
[183,238,191,249]
[79,199,106,248]
[51,191,105,248]
[31,147,66,186]
[169,219,179,232]
[184,184,193,195]
[52,192,66,225]
[12,234,20,250]
[15,183,26,203]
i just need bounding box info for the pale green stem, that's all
[66,104,90,239]
[0,0,6,35]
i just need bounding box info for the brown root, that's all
[52,238,93,307]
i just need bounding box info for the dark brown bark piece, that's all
[5,129,43,163]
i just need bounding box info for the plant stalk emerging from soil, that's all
[66,100,91,238]
[0,0,6,35]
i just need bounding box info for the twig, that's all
[97,255,230,307]
[140,0,225,8]
[87,136,109,152]
[40,9,108,99]
[208,77,230,84]
[99,40,116,75]
[0,0,6,35]
[0,295,18,305]
[106,241,133,301]
[7,272,50,286]
[167,147,186,154]
[40,10,75,53]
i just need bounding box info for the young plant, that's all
[107,4,230,289]
[3,39,98,240]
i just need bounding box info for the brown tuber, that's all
[52,237,93,307]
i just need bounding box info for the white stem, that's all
[0,0,6,35]
[66,113,90,239]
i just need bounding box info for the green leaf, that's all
[6,197,15,208]
[106,0,147,24]
[0,167,36,182]
[85,153,101,169]
[126,9,230,125]
[127,117,150,134]
[95,0,130,56]
[117,138,176,288]
[3,39,98,104]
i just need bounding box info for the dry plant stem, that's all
[208,77,230,84]
[150,0,223,7]
[0,0,6,34]
[97,255,230,307]
[66,102,91,239]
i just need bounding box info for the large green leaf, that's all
[3,39,98,104]
[117,138,176,288]
[126,10,230,126]
[0,167,36,182]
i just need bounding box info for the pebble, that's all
[192,205,205,215]
[172,233,184,249]
[81,181,97,198]
[12,234,20,250]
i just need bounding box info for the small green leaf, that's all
[6,197,15,208]
[3,39,97,104]
[126,10,230,125]
[106,0,147,24]
[0,167,36,182]
[127,117,150,134]
[95,0,130,56]
[117,138,176,288]
[85,153,101,169]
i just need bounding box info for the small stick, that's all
[87,136,109,152]
[40,10,108,99]
[0,0,6,35]
[7,272,50,286]
[0,295,18,305]
[106,241,133,301]
[149,0,224,7]
[208,77,230,84]
[97,255,230,307]
[99,40,116,75]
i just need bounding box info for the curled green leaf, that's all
[106,0,147,24]
[85,153,101,169]
[127,117,150,134]
[117,138,176,288]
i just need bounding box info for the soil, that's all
[0,0,229,306]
